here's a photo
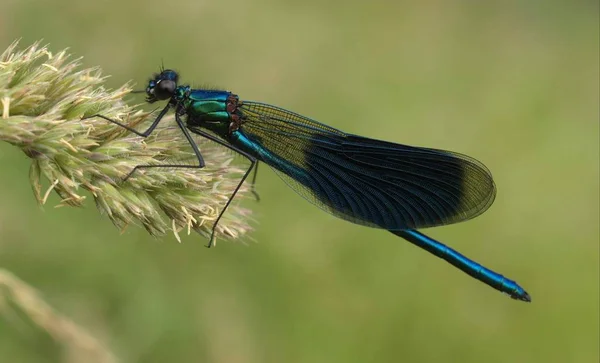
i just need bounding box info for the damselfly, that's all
[85,69,530,302]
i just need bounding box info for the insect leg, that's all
[188,127,257,248]
[121,111,206,181]
[82,103,171,137]
[249,162,260,201]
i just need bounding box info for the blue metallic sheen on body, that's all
[232,128,530,301]
[187,90,230,116]
[132,69,531,302]
[188,89,230,101]
[230,130,311,181]
[394,229,530,301]
[180,89,233,134]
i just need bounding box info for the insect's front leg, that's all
[82,103,171,138]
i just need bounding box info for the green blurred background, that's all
[0,1,598,362]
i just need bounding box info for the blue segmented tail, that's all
[393,230,531,302]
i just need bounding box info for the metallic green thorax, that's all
[177,87,234,138]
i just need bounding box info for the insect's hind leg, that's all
[249,162,260,201]
[208,153,256,247]
[187,127,257,248]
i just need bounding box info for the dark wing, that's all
[237,101,496,230]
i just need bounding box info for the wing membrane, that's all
[238,101,496,230]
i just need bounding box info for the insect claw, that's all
[205,233,217,248]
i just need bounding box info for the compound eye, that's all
[154,80,176,100]
[145,80,156,95]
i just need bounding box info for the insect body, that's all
[86,69,530,302]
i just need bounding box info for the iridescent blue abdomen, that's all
[230,130,306,176]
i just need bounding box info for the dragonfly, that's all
[85,68,531,302]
